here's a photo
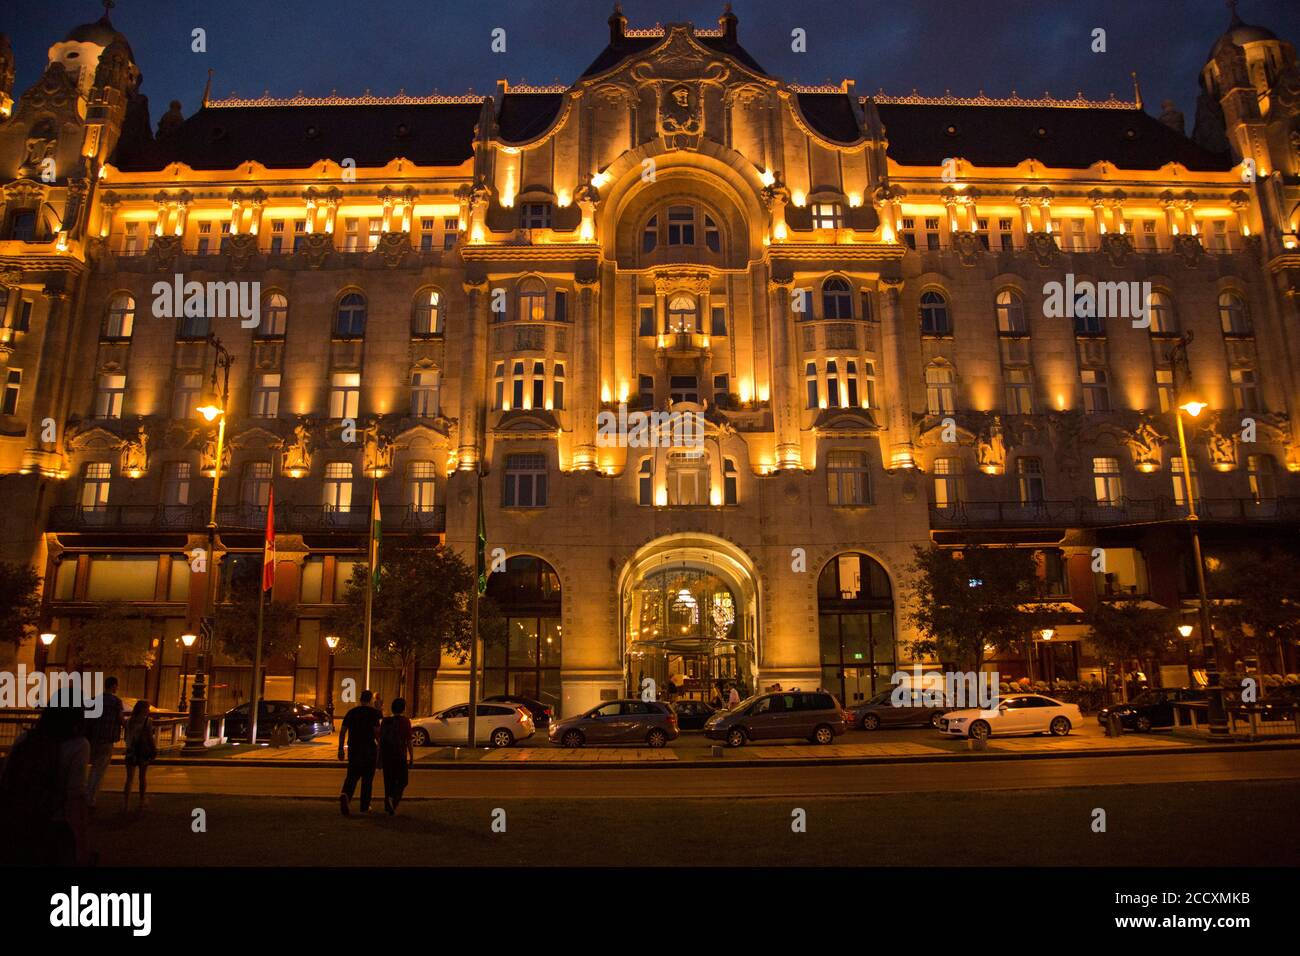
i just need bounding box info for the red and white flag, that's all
[262,485,276,592]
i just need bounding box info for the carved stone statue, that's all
[281,420,313,476]
[364,420,394,476]
[120,421,148,475]
[1125,420,1163,472]
[1206,431,1237,471]
[157,100,184,137]
[976,419,1006,475]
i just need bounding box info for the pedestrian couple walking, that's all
[337,689,413,816]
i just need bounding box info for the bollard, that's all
[710,745,724,758]
[967,736,988,752]
[1105,713,1122,737]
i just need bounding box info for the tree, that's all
[334,544,479,693]
[1208,549,1300,676]
[65,602,156,671]
[0,561,42,658]
[904,544,1059,673]
[1084,600,1178,702]
[215,576,299,664]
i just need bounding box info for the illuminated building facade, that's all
[2,7,1299,716]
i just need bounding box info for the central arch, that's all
[618,534,760,702]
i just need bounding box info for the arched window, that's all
[995,289,1026,334]
[1218,291,1251,335]
[1147,291,1176,334]
[260,292,288,337]
[519,278,546,322]
[104,293,136,339]
[335,292,367,338]
[637,458,654,506]
[822,277,853,319]
[817,552,894,702]
[667,295,698,333]
[642,215,658,253]
[667,206,695,246]
[919,290,951,335]
[412,288,441,336]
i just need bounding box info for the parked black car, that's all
[223,700,333,743]
[483,694,553,728]
[669,699,717,730]
[1096,688,1206,731]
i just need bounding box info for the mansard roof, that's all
[580,30,767,79]
[497,92,565,142]
[110,101,483,171]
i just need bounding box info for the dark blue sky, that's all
[6,1,1299,125]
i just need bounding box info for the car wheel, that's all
[561,730,584,749]
[1049,716,1071,736]
[1136,716,1152,732]
[725,727,746,748]
[490,728,515,748]
[969,720,991,740]
[280,724,297,744]
[646,729,668,748]
[411,727,429,747]
[812,724,835,745]
[861,713,881,731]
[930,712,944,729]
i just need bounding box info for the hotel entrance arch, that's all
[619,535,760,703]
[483,555,562,714]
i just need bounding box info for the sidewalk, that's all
[154,724,1300,769]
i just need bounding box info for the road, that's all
[108,747,1300,798]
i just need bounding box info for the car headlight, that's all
[948,717,967,724]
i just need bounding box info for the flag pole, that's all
[468,464,485,749]
[363,477,377,691]
[249,485,274,746]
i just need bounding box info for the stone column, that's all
[457,277,489,469]
[766,275,801,469]
[878,278,915,468]
[572,274,599,469]
[21,285,75,475]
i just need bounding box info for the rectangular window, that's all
[162,462,191,507]
[1005,368,1033,414]
[1248,455,1276,503]
[250,373,281,419]
[667,206,694,246]
[511,361,525,410]
[323,462,353,511]
[998,217,1014,250]
[1,369,19,416]
[1171,456,1199,507]
[900,217,917,250]
[503,453,547,507]
[1207,219,1230,252]
[329,372,361,419]
[1155,367,1174,413]
[638,305,655,337]
[806,362,820,409]
[1017,457,1045,504]
[1081,368,1110,414]
[96,373,126,419]
[933,458,962,507]
[1141,219,1158,251]
[552,364,565,411]
[723,460,738,506]
[845,360,859,408]
[367,219,382,251]
[811,202,844,229]
[827,451,870,506]
[553,289,568,323]
[637,460,654,506]
[924,217,941,250]
[197,221,212,256]
[1092,457,1123,506]
[408,461,438,512]
[411,369,439,417]
[344,218,361,252]
[1231,367,1260,411]
[639,375,654,409]
[669,375,698,404]
[710,306,727,337]
[442,217,460,250]
[522,203,552,230]
[531,360,545,410]
[825,360,841,408]
[493,362,505,411]
[241,461,272,508]
[81,462,112,511]
[419,218,435,251]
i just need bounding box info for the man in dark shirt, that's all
[85,676,124,809]
[337,689,381,814]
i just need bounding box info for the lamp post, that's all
[1168,331,1228,735]
[325,635,339,718]
[185,334,233,750]
[1178,623,1195,687]
[178,632,197,711]
[1038,629,1055,690]
[37,631,56,675]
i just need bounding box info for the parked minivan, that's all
[704,690,847,747]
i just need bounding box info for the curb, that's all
[144,739,1300,771]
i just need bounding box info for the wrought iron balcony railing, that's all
[47,504,445,534]
[928,496,1300,529]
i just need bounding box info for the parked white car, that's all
[937,693,1081,740]
[410,702,534,748]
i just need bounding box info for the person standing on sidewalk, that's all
[379,697,414,815]
[85,676,124,810]
[121,700,156,812]
[337,689,380,815]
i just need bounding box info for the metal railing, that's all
[929,496,1300,528]
[48,503,445,534]
[0,710,190,753]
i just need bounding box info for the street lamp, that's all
[1037,629,1055,690]
[185,334,234,750]
[178,632,197,711]
[38,631,56,675]
[1168,331,1228,735]
[325,635,339,717]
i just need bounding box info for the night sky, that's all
[6,1,1300,127]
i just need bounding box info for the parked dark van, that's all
[704,690,847,747]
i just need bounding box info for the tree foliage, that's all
[215,575,299,664]
[65,602,156,670]
[333,544,484,688]
[904,544,1059,672]
[1207,549,1300,672]
[1084,600,1179,701]
[0,561,42,654]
